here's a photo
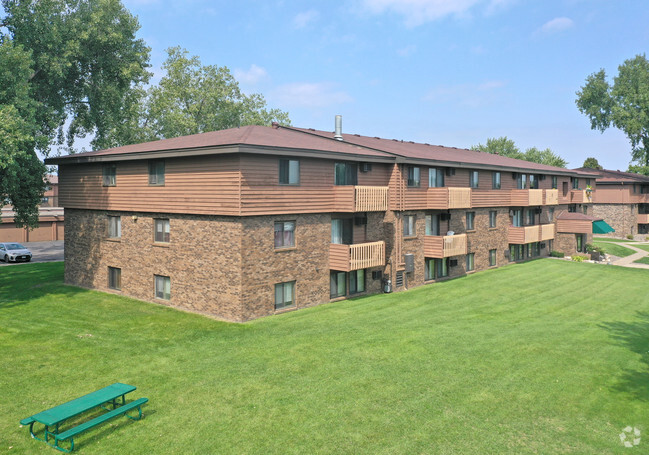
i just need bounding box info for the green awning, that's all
[592,220,615,234]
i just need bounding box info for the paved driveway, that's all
[0,240,64,266]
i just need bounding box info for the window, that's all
[489,211,497,228]
[330,271,346,298]
[425,214,440,236]
[568,204,577,213]
[509,244,523,261]
[517,173,527,189]
[154,219,170,243]
[274,221,295,248]
[466,212,475,231]
[466,253,475,271]
[108,216,121,239]
[103,164,116,186]
[572,177,579,189]
[583,205,588,215]
[512,209,522,227]
[529,174,538,189]
[526,209,535,226]
[279,159,299,185]
[429,168,444,188]
[425,257,450,280]
[548,207,555,221]
[334,162,358,185]
[492,172,501,189]
[586,178,591,186]
[331,218,353,244]
[552,176,558,189]
[149,160,165,185]
[469,170,479,188]
[275,281,295,309]
[108,267,121,290]
[154,275,170,300]
[350,270,365,294]
[407,166,420,187]
[489,249,497,267]
[576,234,585,252]
[403,215,416,237]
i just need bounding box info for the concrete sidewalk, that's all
[598,240,649,269]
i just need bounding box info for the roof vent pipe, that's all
[334,115,343,141]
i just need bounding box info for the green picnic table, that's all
[20,383,148,452]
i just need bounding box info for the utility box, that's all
[404,254,415,273]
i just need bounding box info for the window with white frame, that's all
[108,216,121,238]
[154,275,170,300]
[154,219,170,243]
[275,281,295,309]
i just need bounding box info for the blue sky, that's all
[122,0,648,170]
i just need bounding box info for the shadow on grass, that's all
[600,311,649,402]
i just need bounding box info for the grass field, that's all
[633,256,649,265]
[2,261,648,454]
[593,241,637,258]
[593,237,637,243]
[632,244,649,253]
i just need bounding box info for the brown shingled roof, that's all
[555,210,601,221]
[575,167,649,184]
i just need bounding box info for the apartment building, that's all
[45,122,600,321]
[580,168,649,237]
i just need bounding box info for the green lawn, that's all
[632,244,649,253]
[593,241,637,258]
[2,261,648,454]
[633,256,649,265]
[593,237,636,243]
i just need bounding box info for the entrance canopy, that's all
[592,220,615,234]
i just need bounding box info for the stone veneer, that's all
[591,203,637,237]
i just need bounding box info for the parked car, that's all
[0,242,32,262]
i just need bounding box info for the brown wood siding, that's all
[358,163,391,186]
[594,186,632,204]
[472,190,509,208]
[329,243,351,271]
[59,155,242,215]
[556,219,592,234]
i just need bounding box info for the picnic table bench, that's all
[20,382,148,453]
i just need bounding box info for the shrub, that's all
[550,251,565,258]
[572,255,586,262]
[585,243,604,254]
[627,234,634,240]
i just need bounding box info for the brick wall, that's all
[591,203,636,237]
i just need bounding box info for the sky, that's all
[118,0,649,170]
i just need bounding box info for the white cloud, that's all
[362,0,480,26]
[234,64,268,86]
[293,9,320,29]
[272,83,353,108]
[537,17,574,35]
[424,80,507,107]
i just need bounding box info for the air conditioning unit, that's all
[440,213,450,221]
[449,259,458,267]
[404,254,415,273]
[372,270,383,280]
[361,163,372,172]
[535,208,542,214]
[354,216,367,226]
[445,168,455,176]
[540,243,546,249]
[504,250,510,258]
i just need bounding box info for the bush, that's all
[572,255,586,262]
[550,251,565,258]
[585,243,604,254]
[627,234,634,240]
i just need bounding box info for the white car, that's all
[0,242,32,262]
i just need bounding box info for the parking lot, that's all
[0,240,64,266]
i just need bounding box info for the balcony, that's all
[638,214,649,224]
[544,189,559,205]
[333,186,389,212]
[329,241,386,272]
[427,187,472,210]
[508,224,555,244]
[423,233,468,258]
[510,189,543,206]
[570,189,593,204]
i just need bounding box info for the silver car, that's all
[0,242,32,262]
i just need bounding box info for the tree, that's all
[582,157,603,169]
[471,137,567,168]
[576,54,649,167]
[0,0,150,226]
[627,165,649,176]
[140,47,290,141]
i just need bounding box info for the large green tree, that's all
[576,54,649,167]
[582,157,603,169]
[0,0,150,226]
[140,47,290,141]
[471,137,567,168]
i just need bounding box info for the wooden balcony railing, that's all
[333,186,389,212]
[544,189,559,205]
[508,224,555,244]
[427,187,472,210]
[638,214,649,224]
[424,233,468,258]
[510,189,543,206]
[570,189,593,204]
[329,241,386,272]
